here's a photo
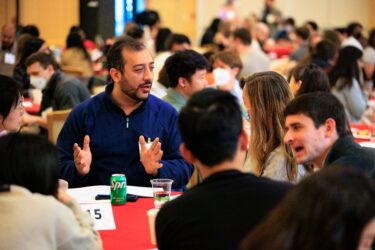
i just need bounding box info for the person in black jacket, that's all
[284,91,375,179]
[156,88,292,250]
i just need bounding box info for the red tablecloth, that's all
[99,197,156,250]
[350,123,371,143]
[264,45,293,58]
[23,98,40,115]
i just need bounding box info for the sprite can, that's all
[110,174,127,205]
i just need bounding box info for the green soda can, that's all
[110,174,127,205]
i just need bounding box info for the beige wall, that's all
[3,0,373,47]
[196,0,372,45]
[0,0,16,28]
[19,0,79,46]
[370,0,375,29]
[150,0,196,42]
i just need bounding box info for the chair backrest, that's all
[61,65,84,77]
[46,109,71,144]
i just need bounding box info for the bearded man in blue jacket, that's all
[57,37,193,190]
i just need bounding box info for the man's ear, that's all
[239,127,249,151]
[296,80,302,89]
[109,68,122,83]
[179,143,196,164]
[324,118,337,137]
[231,67,240,78]
[178,77,187,88]
[47,64,54,73]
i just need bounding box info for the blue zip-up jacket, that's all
[57,83,193,190]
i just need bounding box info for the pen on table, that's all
[95,194,110,200]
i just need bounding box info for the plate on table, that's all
[351,127,371,139]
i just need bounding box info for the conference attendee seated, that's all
[57,37,193,189]
[0,133,102,250]
[0,75,24,136]
[288,63,330,97]
[284,91,375,179]
[22,52,91,129]
[230,28,270,79]
[240,166,375,250]
[212,50,243,103]
[13,35,48,92]
[156,89,292,250]
[289,27,310,62]
[242,71,308,182]
[153,33,191,81]
[60,32,94,78]
[0,24,16,76]
[163,49,209,112]
[329,46,367,123]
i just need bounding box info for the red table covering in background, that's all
[264,44,293,59]
[99,197,156,250]
[23,98,40,115]
[350,123,371,143]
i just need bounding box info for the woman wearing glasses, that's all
[0,75,24,136]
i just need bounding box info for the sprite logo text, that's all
[111,180,126,190]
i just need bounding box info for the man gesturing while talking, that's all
[58,37,193,189]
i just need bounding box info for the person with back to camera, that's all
[0,75,24,136]
[242,71,309,182]
[57,37,193,189]
[329,46,368,123]
[156,88,292,250]
[0,133,102,250]
[240,165,375,250]
[288,63,331,97]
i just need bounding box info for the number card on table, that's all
[80,201,116,230]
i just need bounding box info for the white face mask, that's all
[213,68,231,86]
[30,75,47,90]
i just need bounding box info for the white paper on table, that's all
[127,185,157,197]
[67,185,156,204]
[67,185,110,203]
[80,201,116,230]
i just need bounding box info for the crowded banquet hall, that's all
[1,0,375,249]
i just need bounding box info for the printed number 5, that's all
[94,209,102,219]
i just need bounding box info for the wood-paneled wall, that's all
[19,0,78,46]
[369,0,375,29]
[149,0,196,42]
[0,0,16,28]
[1,0,374,47]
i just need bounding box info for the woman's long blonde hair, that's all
[243,71,297,181]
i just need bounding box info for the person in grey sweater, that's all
[329,46,368,123]
[0,133,102,250]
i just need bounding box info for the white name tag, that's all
[4,52,15,64]
[80,202,116,230]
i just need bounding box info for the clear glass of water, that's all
[150,179,174,208]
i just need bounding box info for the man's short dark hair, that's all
[296,27,310,40]
[306,21,318,31]
[107,36,146,73]
[134,10,160,28]
[179,89,243,167]
[126,25,145,40]
[20,25,40,37]
[233,28,252,45]
[164,34,191,51]
[315,40,337,61]
[25,52,59,70]
[165,50,209,88]
[284,92,349,137]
